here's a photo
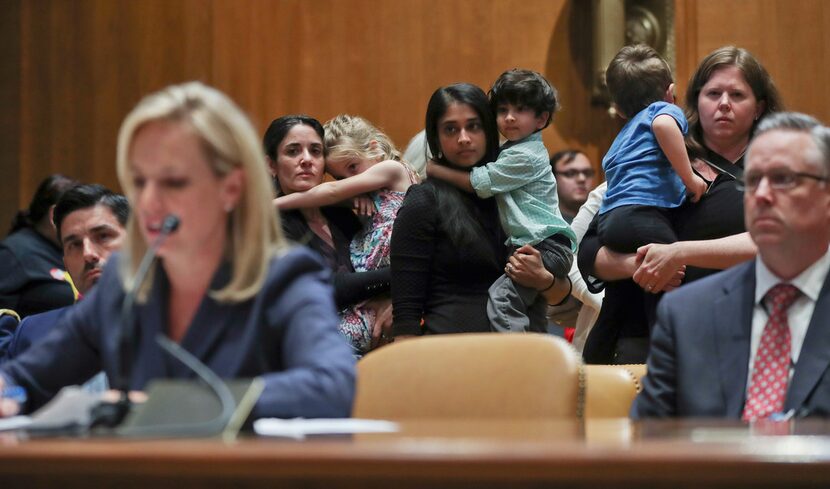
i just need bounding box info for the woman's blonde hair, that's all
[116,81,286,302]
[324,114,403,163]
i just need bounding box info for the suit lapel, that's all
[168,262,237,377]
[786,273,830,412]
[132,268,170,387]
[713,261,756,417]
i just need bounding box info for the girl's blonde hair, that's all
[116,81,286,302]
[324,114,403,163]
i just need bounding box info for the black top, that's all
[390,183,507,336]
[280,206,391,310]
[578,149,746,363]
[0,228,74,318]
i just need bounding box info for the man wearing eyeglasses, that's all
[550,150,597,224]
[546,150,600,343]
[634,112,830,420]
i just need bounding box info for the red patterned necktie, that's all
[742,283,801,421]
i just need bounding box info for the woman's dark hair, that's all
[684,46,784,160]
[8,174,78,236]
[424,83,502,265]
[263,115,325,193]
[425,83,499,167]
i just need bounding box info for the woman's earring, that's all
[437,151,443,159]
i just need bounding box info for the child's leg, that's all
[597,205,677,254]
[534,234,574,279]
[487,235,573,334]
[526,235,575,333]
[339,304,374,357]
[487,274,543,333]
[598,206,677,332]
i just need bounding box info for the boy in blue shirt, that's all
[598,45,708,256]
[427,69,576,333]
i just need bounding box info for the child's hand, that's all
[686,174,708,203]
[353,195,376,216]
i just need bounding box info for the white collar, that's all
[755,246,830,305]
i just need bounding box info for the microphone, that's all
[93,214,180,428]
[117,214,180,393]
[93,213,253,439]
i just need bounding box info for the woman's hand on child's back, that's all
[634,243,687,293]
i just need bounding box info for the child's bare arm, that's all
[274,161,400,210]
[425,160,475,193]
[653,114,707,202]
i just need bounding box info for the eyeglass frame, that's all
[738,168,829,193]
[557,169,596,179]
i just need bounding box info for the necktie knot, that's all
[766,283,801,313]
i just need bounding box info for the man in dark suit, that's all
[0,184,128,362]
[633,112,830,419]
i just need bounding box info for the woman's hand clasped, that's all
[634,243,686,294]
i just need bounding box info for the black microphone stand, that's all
[92,215,180,429]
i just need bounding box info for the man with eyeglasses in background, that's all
[634,112,830,420]
[550,150,597,224]
[546,150,600,343]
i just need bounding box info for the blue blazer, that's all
[0,247,356,419]
[2,307,69,362]
[633,259,830,418]
[0,314,18,360]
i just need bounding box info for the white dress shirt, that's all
[748,247,830,387]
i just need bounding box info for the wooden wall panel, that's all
[0,0,21,232]
[679,0,830,123]
[13,0,213,221]
[211,0,585,156]
[3,0,830,227]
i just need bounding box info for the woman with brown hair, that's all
[579,46,784,364]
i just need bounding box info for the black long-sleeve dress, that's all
[280,207,391,310]
[390,183,507,335]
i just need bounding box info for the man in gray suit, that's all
[633,112,830,419]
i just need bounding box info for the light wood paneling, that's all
[13,0,214,222]
[210,0,593,159]
[0,0,21,232]
[678,0,830,123]
[3,0,829,226]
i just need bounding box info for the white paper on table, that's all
[0,416,32,432]
[253,418,399,439]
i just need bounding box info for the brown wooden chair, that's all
[583,364,646,418]
[353,333,584,420]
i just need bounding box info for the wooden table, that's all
[2,418,830,488]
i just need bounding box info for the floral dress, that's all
[339,163,417,355]
[338,188,406,355]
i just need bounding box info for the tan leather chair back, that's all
[584,364,645,418]
[619,364,647,392]
[354,333,583,420]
